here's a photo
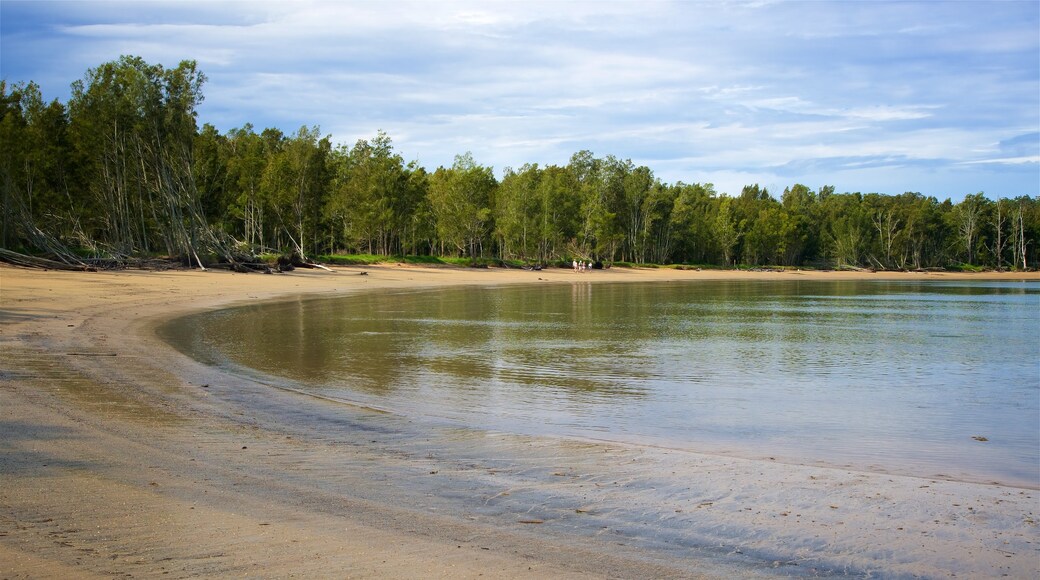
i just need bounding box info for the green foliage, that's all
[427,152,496,259]
[3,56,1039,272]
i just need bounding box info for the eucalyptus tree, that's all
[668,182,716,264]
[427,152,496,259]
[67,56,152,253]
[569,150,602,258]
[0,81,22,248]
[711,196,740,266]
[596,156,630,262]
[952,192,988,265]
[570,152,631,261]
[496,162,583,263]
[534,165,580,263]
[494,163,542,261]
[744,204,788,265]
[261,126,331,258]
[862,192,900,269]
[820,193,871,267]
[989,197,1012,269]
[619,162,654,263]
[327,131,412,255]
[0,81,79,254]
[729,184,771,263]
[779,184,817,265]
[641,181,678,265]
[68,56,220,265]
[193,123,230,231]
[883,192,936,269]
[1008,196,1038,270]
[401,162,433,255]
[222,125,269,249]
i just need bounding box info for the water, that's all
[161,279,1040,487]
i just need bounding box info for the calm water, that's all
[162,280,1040,487]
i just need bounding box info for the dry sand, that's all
[1,263,1037,578]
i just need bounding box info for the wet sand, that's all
[1,264,1037,578]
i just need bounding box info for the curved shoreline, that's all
[162,280,1039,491]
[1,264,1038,578]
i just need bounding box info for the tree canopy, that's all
[2,56,1037,270]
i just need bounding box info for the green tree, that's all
[261,126,331,257]
[744,205,787,265]
[534,165,579,263]
[400,162,433,256]
[620,163,654,263]
[223,124,270,249]
[711,196,740,266]
[495,163,542,261]
[669,183,715,264]
[951,192,989,265]
[67,56,218,264]
[820,193,870,267]
[193,123,230,232]
[326,131,412,255]
[569,150,604,259]
[642,181,678,264]
[428,152,496,259]
[779,184,816,265]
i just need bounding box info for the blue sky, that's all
[2,0,1038,200]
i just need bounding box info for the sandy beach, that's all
[1,263,1037,578]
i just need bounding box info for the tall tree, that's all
[327,131,411,255]
[0,81,79,254]
[952,192,988,265]
[535,165,579,263]
[669,183,715,264]
[820,193,869,267]
[620,162,654,263]
[711,196,740,266]
[67,56,221,265]
[495,163,542,261]
[261,125,331,258]
[428,152,496,259]
[223,124,269,249]
[780,184,816,265]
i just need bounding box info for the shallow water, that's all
[161,279,1040,487]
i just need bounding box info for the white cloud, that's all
[961,157,1040,166]
[1,0,1037,198]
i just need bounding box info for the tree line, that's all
[2,56,1037,270]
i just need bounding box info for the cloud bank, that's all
[2,0,1037,199]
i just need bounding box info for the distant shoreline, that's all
[2,264,1037,578]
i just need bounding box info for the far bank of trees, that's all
[2,56,1038,270]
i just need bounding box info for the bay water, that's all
[161,279,1039,487]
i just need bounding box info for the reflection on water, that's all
[161,280,1040,487]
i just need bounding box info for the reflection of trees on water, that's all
[182,280,1039,410]
[167,281,1039,484]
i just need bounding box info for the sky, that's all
[2,0,1038,200]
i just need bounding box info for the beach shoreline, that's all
[1,264,1037,578]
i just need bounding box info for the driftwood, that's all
[0,246,335,275]
[293,261,333,272]
[0,248,96,271]
[278,252,332,272]
[208,261,273,274]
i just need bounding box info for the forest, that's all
[2,56,1037,271]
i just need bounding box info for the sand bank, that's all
[1,264,1037,578]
